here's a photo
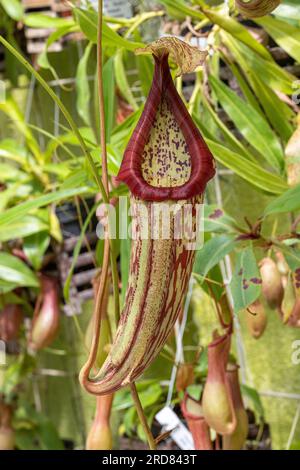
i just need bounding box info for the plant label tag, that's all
[155,406,194,450]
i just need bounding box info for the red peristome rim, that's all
[116,54,215,202]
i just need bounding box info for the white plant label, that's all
[155,406,195,450]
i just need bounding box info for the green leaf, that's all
[264,184,300,215]
[222,31,295,95]
[201,97,256,161]
[209,75,284,171]
[241,384,265,419]
[114,49,138,111]
[0,187,91,226]
[0,0,23,20]
[76,42,93,126]
[63,205,97,301]
[0,215,48,242]
[0,252,39,290]
[228,61,262,116]
[23,232,50,270]
[23,13,74,29]
[230,245,261,313]
[38,24,76,71]
[159,0,205,21]
[202,8,271,61]
[74,7,143,50]
[194,234,238,279]
[103,57,116,141]
[204,205,244,234]
[206,139,288,195]
[250,76,294,144]
[1,354,36,397]
[255,16,300,64]
[135,50,153,98]
[280,245,300,271]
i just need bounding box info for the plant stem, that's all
[97,0,120,324]
[129,382,157,450]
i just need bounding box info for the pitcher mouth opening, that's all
[117,54,215,202]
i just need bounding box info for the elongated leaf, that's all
[264,184,300,215]
[204,205,244,234]
[38,24,76,70]
[76,42,93,126]
[114,49,138,111]
[0,98,41,162]
[255,16,300,64]
[250,75,294,144]
[103,57,116,141]
[23,232,50,270]
[194,234,238,278]
[201,97,256,161]
[202,8,271,61]
[222,31,295,95]
[74,7,142,50]
[209,75,284,171]
[0,216,48,242]
[0,0,23,20]
[280,245,300,272]
[0,187,91,226]
[24,13,74,29]
[205,140,288,195]
[228,61,262,116]
[63,205,97,301]
[230,245,261,313]
[0,252,39,289]
[159,0,205,20]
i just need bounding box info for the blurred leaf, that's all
[0,187,91,226]
[279,245,300,271]
[264,184,300,215]
[209,76,284,171]
[1,354,36,397]
[203,8,271,60]
[241,384,265,419]
[103,57,116,141]
[135,50,153,98]
[159,0,205,20]
[0,215,48,242]
[230,244,261,312]
[206,139,288,195]
[76,42,93,127]
[250,76,294,144]
[49,210,62,243]
[74,7,142,50]
[0,0,23,20]
[114,49,138,111]
[24,13,74,28]
[222,31,295,95]
[0,252,39,290]
[0,98,41,162]
[201,97,256,161]
[63,204,97,301]
[38,24,76,71]
[194,234,238,278]
[274,1,300,20]
[256,16,300,63]
[23,231,50,270]
[204,205,244,234]
[228,62,262,115]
